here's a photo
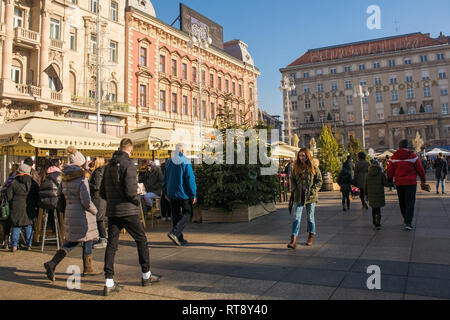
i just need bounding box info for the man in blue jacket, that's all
[163,143,197,246]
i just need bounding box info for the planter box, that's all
[201,202,277,224]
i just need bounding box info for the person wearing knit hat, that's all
[44,146,100,281]
[18,163,32,175]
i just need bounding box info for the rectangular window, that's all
[183,96,188,114]
[209,74,214,88]
[232,82,236,95]
[376,92,383,102]
[90,33,97,55]
[303,72,309,78]
[13,8,24,28]
[225,79,229,93]
[406,75,413,83]
[377,110,385,120]
[139,85,147,107]
[362,96,368,104]
[181,63,187,80]
[424,87,431,97]
[375,77,382,86]
[159,55,166,73]
[422,71,430,80]
[373,62,381,69]
[171,93,177,113]
[439,71,447,79]
[211,102,215,119]
[420,55,428,62]
[441,88,448,96]
[50,18,61,40]
[347,112,355,122]
[404,58,412,65]
[110,1,118,22]
[389,59,396,67]
[303,86,310,94]
[425,105,433,113]
[331,82,338,91]
[346,95,352,105]
[407,89,415,99]
[359,64,365,71]
[304,99,311,110]
[330,68,337,74]
[90,0,98,13]
[70,28,77,51]
[239,84,242,97]
[317,83,324,92]
[193,98,198,117]
[218,76,222,91]
[316,69,323,76]
[202,100,206,119]
[201,70,206,85]
[11,66,21,84]
[390,77,397,84]
[318,99,325,108]
[344,66,351,72]
[159,90,166,111]
[442,103,449,115]
[360,80,367,87]
[140,47,147,66]
[171,59,177,76]
[345,80,352,89]
[391,90,399,101]
[109,41,118,62]
[249,87,253,100]
[192,66,197,82]
[437,53,445,61]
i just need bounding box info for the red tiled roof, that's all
[288,33,448,67]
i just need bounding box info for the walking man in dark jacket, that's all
[164,143,197,246]
[100,138,160,296]
[433,152,448,194]
[354,152,370,210]
[387,139,427,231]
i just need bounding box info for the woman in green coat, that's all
[288,148,323,249]
[365,159,387,230]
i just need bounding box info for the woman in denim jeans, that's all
[288,148,323,249]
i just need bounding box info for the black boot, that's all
[44,249,67,281]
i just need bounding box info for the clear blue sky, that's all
[152,0,450,117]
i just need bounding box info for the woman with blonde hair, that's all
[288,148,323,249]
[89,157,108,249]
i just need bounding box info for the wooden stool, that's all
[34,208,63,251]
[147,198,161,228]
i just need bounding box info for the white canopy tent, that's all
[425,148,450,156]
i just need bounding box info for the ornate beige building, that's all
[0,0,129,136]
[280,32,450,151]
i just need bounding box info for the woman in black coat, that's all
[337,159,353,211]
[6,164,39,252]
[89,157,107,248]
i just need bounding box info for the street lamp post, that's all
[354,85,370,150]
[188,24,212,139]
[279,76,296,145]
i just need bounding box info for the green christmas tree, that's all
[347,134,364,163]
[318,125,341,180]
[195,97,279,211]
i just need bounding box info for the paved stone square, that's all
[1,188,449,300]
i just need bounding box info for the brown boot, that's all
[82,254,102,277]
[287,235,297,249]
[305,233,315,246]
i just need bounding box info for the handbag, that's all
[0,193,10,221]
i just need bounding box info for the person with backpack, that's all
[354,152,370,210]
[6,163,39,252]
[89,157,107,249]
[387,139,427,231]
[38,158,63,233]
[100,138,160,296]
[366,159,387,230]
[337,156,353,212]
[44,147,100,282]
[433,152,448,194]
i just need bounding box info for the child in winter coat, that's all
[365,159,387,230]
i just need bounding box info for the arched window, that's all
[11,59,23,84]
[69,71,76,97]
[108,81,117,102]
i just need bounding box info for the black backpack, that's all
[38,175,59,210]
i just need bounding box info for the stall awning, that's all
[0,112,120,150]
[270,141,299,159]
[121,125,203,152]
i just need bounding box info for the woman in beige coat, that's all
[44,147,100,281]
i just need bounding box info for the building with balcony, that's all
[124,0,260,140]
[0,0,129,136]
[258,109,282,140]
[280,32,450,151]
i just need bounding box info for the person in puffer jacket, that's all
[387,139,426,231]
[44,147,100,283]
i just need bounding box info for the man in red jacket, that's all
[387,139,427,231]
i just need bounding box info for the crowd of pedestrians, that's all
[1,136,448,295]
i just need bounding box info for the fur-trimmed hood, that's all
[62,165,85,182]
